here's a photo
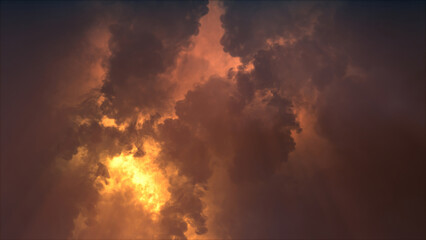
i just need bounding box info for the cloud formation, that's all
[213,1,425,238]
[1,1,424,239]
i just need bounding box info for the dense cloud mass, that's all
[1,1,425,239]
[218,1,425,238]
[101,2,208,121]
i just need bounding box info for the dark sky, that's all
[1,1,425,239]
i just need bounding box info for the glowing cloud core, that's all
[98,139,170,215]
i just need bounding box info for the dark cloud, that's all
[313,2,425,237]
[164,77,299,182]
[101,1,208,121]
[220,1,321,63]
[155,75,300,237]
[1,2,105,238]
[216,0,425,238]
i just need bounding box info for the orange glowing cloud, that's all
[169,1,241,103]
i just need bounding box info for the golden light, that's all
[96,138,170,216]
[71,138,171,238]
[100,115,128,131]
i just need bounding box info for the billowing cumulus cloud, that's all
[101,1,208,121]
[1,1,425,239]
[213,1,425,238]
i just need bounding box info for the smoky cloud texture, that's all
[215,0,425,238]
[1,1,425,239]
[2,1,210,239]
[101,1,208,121]
[1,2,107,238]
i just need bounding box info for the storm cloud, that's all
[1,1,425,239]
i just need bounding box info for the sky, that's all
[1,1,425,239]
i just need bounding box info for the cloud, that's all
[210,1,425,238]
[1,1,210,239]
[1,2,110,238]
[1,1,424,239]
[100,1,209,121]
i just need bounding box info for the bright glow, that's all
[97,138,170,215]
[100,115,128,131]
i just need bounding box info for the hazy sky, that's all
[1,1,425,239]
